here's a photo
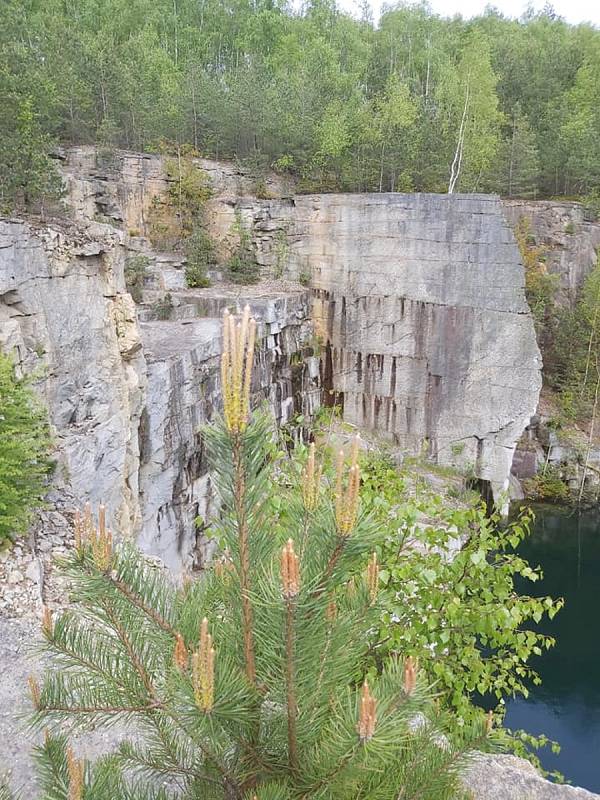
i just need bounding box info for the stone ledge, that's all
[463,754,600,800]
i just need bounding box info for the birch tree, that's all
[438,33,502,194]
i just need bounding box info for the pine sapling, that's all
[22,307,497,800]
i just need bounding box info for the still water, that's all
[504,506,600,791]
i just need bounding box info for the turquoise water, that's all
[504,507,600,791]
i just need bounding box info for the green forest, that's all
[2,0,600,209]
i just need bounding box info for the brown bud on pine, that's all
[41,605,53,638]
[281,539,300,599]
[192,618,215,712]
[214,553,235,580]
[334,449,344,525]
[28,676,41,709]
[90,520,113,572]
[221,307,257,435]
[366,551,379,604]
[326,597,337,622]
[302,442,321,511]
[67,746,84,800]
[334,447,361,537]
[403,656,417,696]
[83,503,94,540]
[173,633,188,671]
[357,680,377,742]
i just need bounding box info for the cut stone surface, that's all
[463,754,600,800]
[264,192,543,502]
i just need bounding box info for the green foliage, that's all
[557,58,600,195]
[148,150,215,290]
[152,292,174,321]
[545,255,600,420]
[515,218,558,333]
[440,31,503,193]
[0,92,61,212]
[254,178,273,200]
[0,352,51,544]
[522,466,570,503]
[494,104,540,197]
[0,776,13,800]
[25,401,499,798]
[227,212,260,285]
[357,452,562,722]
[274,228,289,279]
[164,150,213,237]
[3,1,600,199]
[124,255,150,304]
[184,228,214,288]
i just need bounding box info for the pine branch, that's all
[312,535,350,598]
[107,573,176,637]
[118,738,216,784]
[42,612,140,697]
[0,778,15,800]
[232,436,257,688]
[39,701,162,714]
[163,710,243,799]
[300,741,360,799]
[102,602,156,699]
[402,729,489,800]
[284,598,299,773]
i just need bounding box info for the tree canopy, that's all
[1,1,600,206]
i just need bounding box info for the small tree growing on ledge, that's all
[26,308,494,800]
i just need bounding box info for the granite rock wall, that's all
[0,213,319,570]
[0,217,146,537]
[262,193,542,500]
[1,149,547,561]
[502,199,600,306]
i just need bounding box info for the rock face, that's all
[502,199,600,306]
[1,149,545,563]
[0,214,319,570]
[0,217,146,537]
[137,289,319,570]
[463,754,600,800]
[264,193,542,500]
[502,200,600,498]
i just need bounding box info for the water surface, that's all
[504,506,600,791]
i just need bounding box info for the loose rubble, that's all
[0,492,77,620]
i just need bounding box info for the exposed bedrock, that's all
[0,214,319,570]
[137,291,319,570]
[262,193,542,501]
[1,149,545,565]
[502,199,600,305]
[0,217,146,538]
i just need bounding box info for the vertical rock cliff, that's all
[0,218,146,537]
[1,149,544,565]
[502,199,600,305]
[255,193,542,500]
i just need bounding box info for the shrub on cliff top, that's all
[23,309,496,800]
[0,352,50,544]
